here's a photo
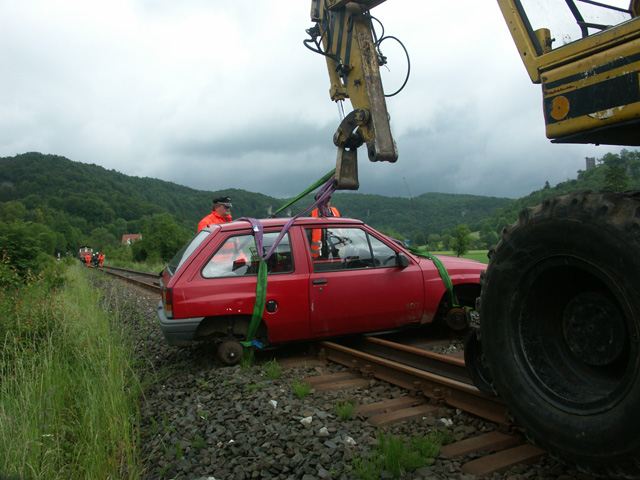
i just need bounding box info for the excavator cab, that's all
[499,0,640,145]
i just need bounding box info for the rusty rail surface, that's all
[318,339,509,426]
[98,266,161,293]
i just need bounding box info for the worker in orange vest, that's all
[198,197,233,232]
[85,254,91,267]
[98,253,105,267]
[310,197,340,258]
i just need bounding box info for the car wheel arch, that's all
[195,314,270,344]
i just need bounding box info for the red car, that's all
[157,217,485,364]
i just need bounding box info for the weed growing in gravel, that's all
[334,400,355,420]
[195,378,209,388]
[263,359,282,380]
[352,455,384,479]
[292,378,311,399]
[192,435,205,449]
[247,383,266,391]
[240,348,255,372]
[351,427,449,479]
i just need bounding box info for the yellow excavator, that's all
[306,1,640,478]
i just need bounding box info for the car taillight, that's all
[162,288,173,317]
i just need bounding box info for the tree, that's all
[479,230,499,249]
[427,233,441,250]
[133,213,191,262]
[89,227,117,252]
[604,165,629,191]
[441,233,453,250]
[414,232,426,247]
[451,224,472,257]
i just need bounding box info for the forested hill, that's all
[475,149,640,235]
[0,152,510,242]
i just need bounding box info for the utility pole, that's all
[403,177,412,201]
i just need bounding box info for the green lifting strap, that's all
[407,246,458,308]
[240,170,337,349]
[239,258,267,348]
[270,169,336,217]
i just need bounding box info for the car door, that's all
[178,230,310,343]
[306,226,424,335]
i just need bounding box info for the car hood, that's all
[417,254,486,277]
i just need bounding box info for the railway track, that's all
[318,336,548,477]
[97,265,161,293]
[99,266,549,478]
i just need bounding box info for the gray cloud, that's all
[0,1,623,202]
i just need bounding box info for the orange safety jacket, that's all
[310,207,340,258]
[198,211,232,232]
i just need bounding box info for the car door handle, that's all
[313,279,327,285]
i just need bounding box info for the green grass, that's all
[0,264,142,479]
[240,348,255,372]
[351,428,450,479]
[263,359,282,380]
[430,249,489,264]
[334,400,355,420]
[292,378,311,399]
[107,259,166,274]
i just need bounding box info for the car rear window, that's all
[202,231,294,278]
[167,230,210,276]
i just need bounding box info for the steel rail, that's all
[318,340,510,426]
[357,336,472,384]
[98,266,161,293]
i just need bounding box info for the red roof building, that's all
[121,234,142,245]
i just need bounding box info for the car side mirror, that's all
[398,253,410,268]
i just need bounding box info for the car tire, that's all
[217,339,244,366]
[479,191,640,478]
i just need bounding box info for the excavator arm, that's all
[309,0,640,177]
[306,0,395,189]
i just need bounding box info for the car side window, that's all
[306,227,385,272]
[202,232,294,278]
[369,234,400,267]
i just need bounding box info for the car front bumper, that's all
[156,300,204,346]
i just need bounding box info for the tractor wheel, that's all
[464,328,496,396]
[479,191,640,479]
[217,339,244,366]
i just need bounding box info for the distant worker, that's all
[98,253,105,267]
[311,197,340,218]
[84,253,91,267]
[198,196,233,232]
[310,197,341,258]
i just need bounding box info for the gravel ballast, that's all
[99,276,601,480]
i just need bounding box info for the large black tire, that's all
[479,191,640,479]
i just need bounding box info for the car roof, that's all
[205,216,366,232]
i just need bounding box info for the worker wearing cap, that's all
[198,197,233,232]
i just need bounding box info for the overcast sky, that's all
[0,1,624,200]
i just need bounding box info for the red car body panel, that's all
[157,217,485,347]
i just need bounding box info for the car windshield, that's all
[167,230,210,276]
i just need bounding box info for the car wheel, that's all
[479,191,640,478]
[217,339,244,366]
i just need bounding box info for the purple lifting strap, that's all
[239,174,337,260]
